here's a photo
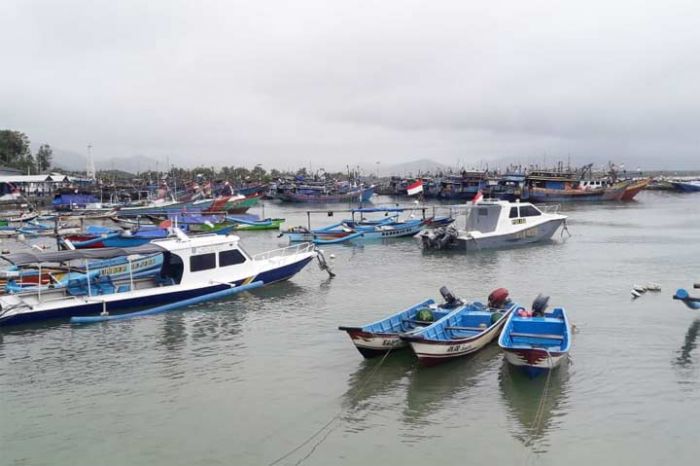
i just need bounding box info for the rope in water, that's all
[523,349,555,466]
[268,348,395,466]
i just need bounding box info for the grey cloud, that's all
[1,0,699,170]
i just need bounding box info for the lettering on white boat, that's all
[382,339,400,346]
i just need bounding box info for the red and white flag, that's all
[406,180,424,196]
[471,190,483,204]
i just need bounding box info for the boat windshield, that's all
[466,205,501,233]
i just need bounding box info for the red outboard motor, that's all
[488,288,510,308]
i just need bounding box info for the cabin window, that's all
[219,249,246,266]
[509,207,519,218]
[519,205,542,217]
[190,253,216,272]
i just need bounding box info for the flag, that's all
[159,219,173,228]
[471,191,483,204]
[406,180,423,196]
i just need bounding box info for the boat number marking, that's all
[382,339,401,347]
[447,344,470,353]
[511,218,526,225]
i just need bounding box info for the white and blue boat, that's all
[401,288,517,366]
[338,292,460,358]
[498,296,571,377]
[0,230,318,326]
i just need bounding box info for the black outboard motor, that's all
[440,286,464,309]
[532,294,550,317]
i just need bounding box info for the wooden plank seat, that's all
[402,319,435,325]
[510,332,563,340]
[446,326,485,331]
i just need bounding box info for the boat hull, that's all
[407,311,510,366]
[276,187,374,203]
[671,181,700,192]
[457,218,564,251]
[502,348,567,377]
[341,328,409,357]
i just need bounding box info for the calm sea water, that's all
[2,191,699,465]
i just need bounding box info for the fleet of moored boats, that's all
[1,165,698,380]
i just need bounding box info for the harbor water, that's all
[2,191,700,465]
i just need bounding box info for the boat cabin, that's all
[1,233,254,300]
[465,200,545,234]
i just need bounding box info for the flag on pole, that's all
[406,180,424,196]
[471,190,483,204]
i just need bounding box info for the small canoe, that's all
[498,305,571,377]
[338,299,454,358]
[228,217,285,231]
[402,301,516,366]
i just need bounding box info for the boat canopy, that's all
[1,243,166,266]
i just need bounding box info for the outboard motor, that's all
[532,294,550,317]
[488,288,510,309]
[440,286,464,308]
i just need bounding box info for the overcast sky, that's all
[2,0,699,170]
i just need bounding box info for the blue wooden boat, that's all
[2,253,164,294]
[284,218,425,244]
[338,290,465,358]
[401,288,517,366]
[498,297,571,377]
[673,287,700,310]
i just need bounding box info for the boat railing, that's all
[252,242,315,262]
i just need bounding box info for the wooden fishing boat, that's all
[275,185,374,203]
[338,298,455,358]
[401,288,516,366]
[498,297,571,377]
[284,218,425,244]
[0,231,319,326]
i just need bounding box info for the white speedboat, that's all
[416,199,567,251]
[0,230,318,326]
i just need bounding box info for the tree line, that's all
[0,130,52,174]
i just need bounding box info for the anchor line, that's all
[268,348,394,466]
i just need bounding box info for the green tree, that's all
[36,144,53,172]
[0,130,31,167]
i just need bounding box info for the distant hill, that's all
[53,148,161,173]
[374,159,451,177]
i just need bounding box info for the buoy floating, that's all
[631,289,642,299]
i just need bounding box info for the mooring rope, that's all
[268,348,395,466]
[523,349,555,466]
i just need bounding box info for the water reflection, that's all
[674,318,700,368]
[499,361,571,453]
[341,352,414,432]
[403,345,502,428]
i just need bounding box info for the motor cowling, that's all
[440,286,463,308]
[488,288,509,309]
[532,294,550,316]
